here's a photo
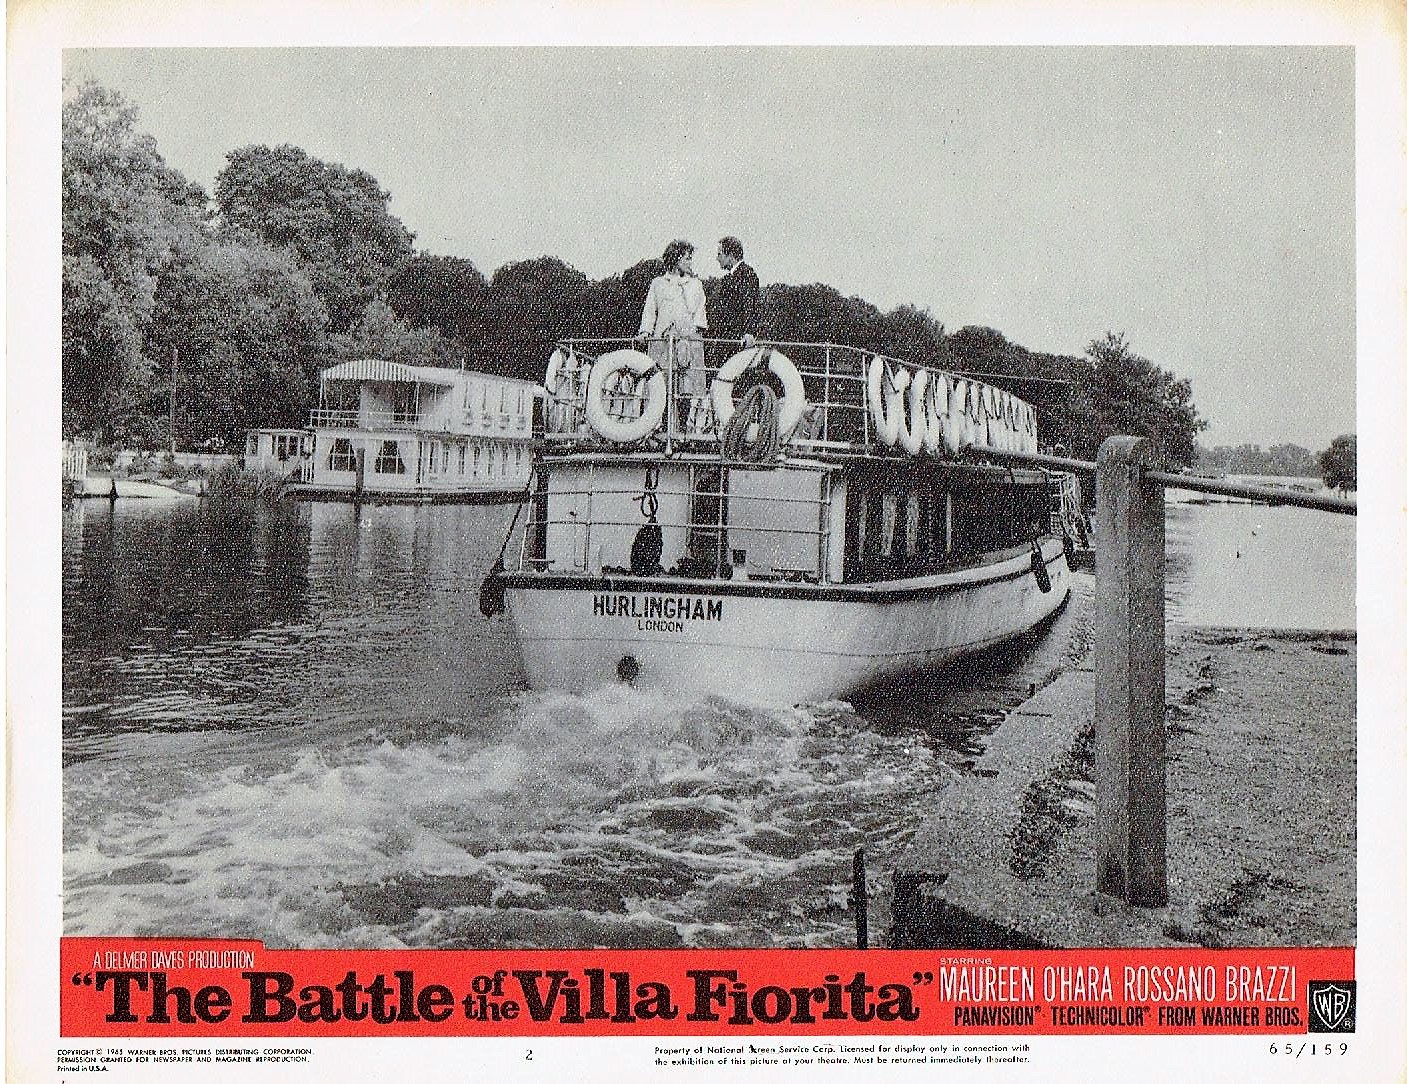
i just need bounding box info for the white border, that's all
[9,3,1405,1081]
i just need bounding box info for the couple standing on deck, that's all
[634,237,761,426]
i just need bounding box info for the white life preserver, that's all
[544,348,569,398]
[923,372,949,456]
[866,357,909,447]
[898,368,928,455]
[711,347,807,438]
[585,349,667,442]
[544,347,587,432]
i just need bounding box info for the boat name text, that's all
[593,594,724,623]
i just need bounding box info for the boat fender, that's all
[712,347,807,438]
[478,558,506,617]
[923,372,949,455]
[630,522,664,576]
[948,379,969,451]
[1031,541,1052,593]
[898,368,928,455]
[866,357,909,447]
[1062,532,1077,568]
[585,349,668,442]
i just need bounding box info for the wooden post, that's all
[1095,435,1168,907]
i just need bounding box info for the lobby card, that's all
[9,1,1406,1081]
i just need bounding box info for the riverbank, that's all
[890,575,1355,948]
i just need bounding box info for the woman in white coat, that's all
[636,239,708,430]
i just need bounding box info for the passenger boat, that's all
[480,337,1080,705]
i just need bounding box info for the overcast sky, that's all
[66,46,1356,450]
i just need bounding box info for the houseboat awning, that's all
[320,358,460,386]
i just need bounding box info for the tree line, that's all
[65,80,1212,466]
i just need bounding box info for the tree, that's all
[474,257,591,377]
[329,299,463,369]
[214,145,415,331]
[62,81,207,441]
[384,253,487,346]
[145,236,329,448]
[1318,434,1357,492]
[1073,332,1207,467]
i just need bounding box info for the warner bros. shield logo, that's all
[1308,981,1356,1032]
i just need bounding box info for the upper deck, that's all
[541,337,1039,461]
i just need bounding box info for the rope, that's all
[637,464,660,521]
[721,384,782,463]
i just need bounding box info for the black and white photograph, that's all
[9,5,1407,1081]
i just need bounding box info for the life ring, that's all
[898,368,928,455]
[866,357,909,447]
[544,348,570,398]
[544,348,586,432]
[923,372,949,456]
[585,349,667,442]
[711,347,807,439]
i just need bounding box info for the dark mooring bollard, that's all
[1094,436,1168,908]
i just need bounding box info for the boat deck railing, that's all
[541,337,1036,460]
[516,466,835,583]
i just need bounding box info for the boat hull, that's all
[501,538,1072,705]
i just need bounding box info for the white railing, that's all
[309,409,424,430]
[540,337,1039,459]
[62,441,89,481]
[516,473,831,583]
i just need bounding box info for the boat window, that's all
[374,440,406,475]
[458,445,468,474]
[327,438,357,473]
[474,445,482,474]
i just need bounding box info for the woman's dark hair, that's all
[661,239,694,271]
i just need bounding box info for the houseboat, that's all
[480,337,1080,706]
[280,359,538,502]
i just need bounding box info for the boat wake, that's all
[63,685,968,948]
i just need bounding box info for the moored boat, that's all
[481,337,1078,705]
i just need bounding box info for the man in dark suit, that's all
[711,236,760,348]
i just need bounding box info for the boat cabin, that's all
[518,338,1058,586]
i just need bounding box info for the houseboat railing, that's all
[309,408,427,430]
[541,337,1038,460]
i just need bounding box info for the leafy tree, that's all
[145,236,329,448]
[384,253,487,345]
[1318,434,1357,491]
[329,299,462,369]
[876,304,946,369]
[214,144,415,331]
[475,257,591,377]
[1074,332,1207,467]
[62,81,206,441]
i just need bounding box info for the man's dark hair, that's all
[661,239,694,270]
[718,236,744,260]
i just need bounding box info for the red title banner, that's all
[61,940,1354,1039]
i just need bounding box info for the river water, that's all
[61,487,1353,948]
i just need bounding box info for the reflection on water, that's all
[61,490,1351,947]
